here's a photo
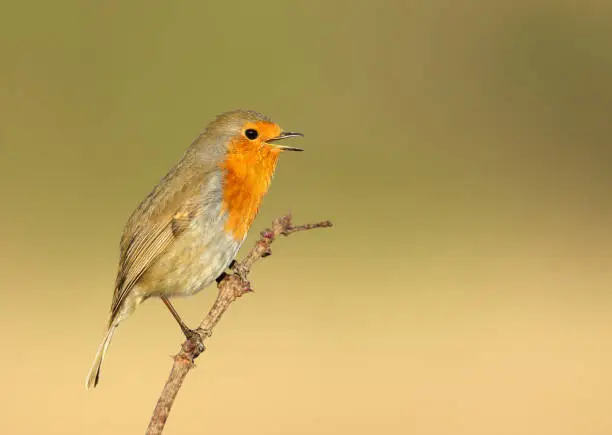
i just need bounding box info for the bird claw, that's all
[184,328,202,343]
[216,260,239,284]
[230,263,248,282]
[215,271,228,284]
[181,329,205,356]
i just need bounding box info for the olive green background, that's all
[1,1,612,434]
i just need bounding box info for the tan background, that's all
[1,1,612,434]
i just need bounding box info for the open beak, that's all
[266,132,304,151]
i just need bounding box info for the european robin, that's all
[86,109,303,389]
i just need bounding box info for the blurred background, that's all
[1,0,612,434]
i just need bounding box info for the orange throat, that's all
[219,142,280,240]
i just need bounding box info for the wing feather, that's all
[109,162,214,321]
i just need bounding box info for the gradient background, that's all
[1,1,612,434]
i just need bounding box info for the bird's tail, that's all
[85,324,116,389]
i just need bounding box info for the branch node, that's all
[260,229,275,239]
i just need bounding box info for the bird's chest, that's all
[150,174,242,296]
[159,218,242,296]
[219,149,278,240]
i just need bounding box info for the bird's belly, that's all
[147,220,242,297]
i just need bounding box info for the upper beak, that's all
[266,132,304,151]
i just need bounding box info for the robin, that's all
[85,109,303,389]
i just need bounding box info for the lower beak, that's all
[267,132,304,151]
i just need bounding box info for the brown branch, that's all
[145,214,332,435]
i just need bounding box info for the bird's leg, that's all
[160,295,199,341]
[215,260,238,284]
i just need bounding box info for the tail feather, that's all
[85,325,116,389]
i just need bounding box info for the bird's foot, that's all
[215,260,238,284]
[181,327,207,357]
[183,327,200,343]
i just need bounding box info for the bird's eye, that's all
[245,129,259,140]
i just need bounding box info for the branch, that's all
[146,214,332,435]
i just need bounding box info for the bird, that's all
[85,109,303,389]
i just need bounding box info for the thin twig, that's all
[146,214,332,435]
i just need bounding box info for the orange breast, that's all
[219,140,280,240]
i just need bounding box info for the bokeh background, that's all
[1,1,612,434]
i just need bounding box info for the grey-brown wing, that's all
[109,166,208,321]
[110,201,200,321]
